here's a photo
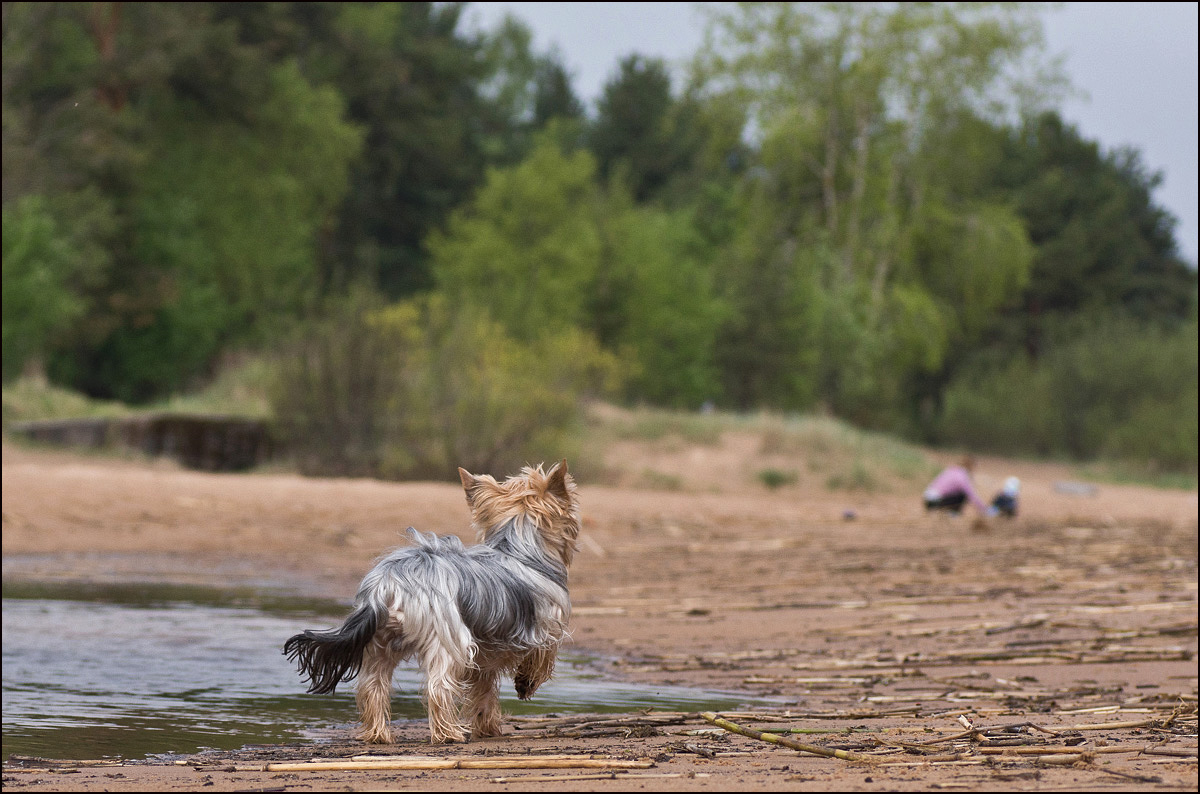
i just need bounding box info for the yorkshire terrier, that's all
[284,460,580,744]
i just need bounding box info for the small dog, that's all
[284,460,580,744]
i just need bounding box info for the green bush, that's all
[269,290,405,478]
[1102,388,1199,474]
[271,292,619,480]
[940,317,1198,472]
[757,468,798,489]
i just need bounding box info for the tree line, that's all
[3,2,1195,475]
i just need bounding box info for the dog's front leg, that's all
[513,644,557,700]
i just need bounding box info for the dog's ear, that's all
[458,467,478,506]
[545,459,570,501]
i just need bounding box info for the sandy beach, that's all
[2,437,1196,791]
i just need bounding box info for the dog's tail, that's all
[283,604,379,695]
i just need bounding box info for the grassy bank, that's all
[3,375,1194,491]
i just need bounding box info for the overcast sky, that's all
[466,2,1199,268]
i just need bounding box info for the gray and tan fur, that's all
[283,460,580,744]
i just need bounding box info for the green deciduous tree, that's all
[476,13,585,161]
[593,187,727,408]
[694,2,1059,424]
[429,132,602,342]
[430,131,727,408]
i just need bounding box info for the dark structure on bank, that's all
[9,414,272,472]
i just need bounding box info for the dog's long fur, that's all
[283,460,580,744]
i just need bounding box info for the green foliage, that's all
[153,353,276,420]
[213,0,499,298]
[905,200,1034,340]
[269,288,406,477]
[697,2,1052,423]
[271,292,619,480]
[432,133,725,408]
[588,55,683,202]
[3,1,1194,478]
[477,14,585,160]
[595,191,727,408]
[215,1,550,297]
[941,317,1198,472]
[80,58,360,403]
[2,374,130,426]
[757,468,798,489]
[714,195,825,411]
[381,297,618,477]
[430,134,602,341]
[988,112,1197,352]
[2,196,92,381]
[133,58,362,332]
[532,55,585,127]
[4,3,364,402]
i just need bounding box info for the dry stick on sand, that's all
[701,713,876,763]
[492,772,711,783]
[260,756,655,772]
[914,714,1183,748]
[914,721,1062,746]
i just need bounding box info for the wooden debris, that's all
[4,756,123,768]
[260,755,655,772]
[701,712,876,763]
[491,772,710,783]
[978,745,1149,756]
[915,721,1062,745]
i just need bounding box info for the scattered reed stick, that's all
[261,756,654,772]
[491,772,710,783]
[977,745,1144,756]
[1143,747,1199,758]
[915,721,1062,745]
[701,713,875,763]
[879,759,986,767]
[349,753,590,763]
[1066,717,1174,731]
[5,757,123,768]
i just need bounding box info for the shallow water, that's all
[2,581,761,761]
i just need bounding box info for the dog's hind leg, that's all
[464,666,502,739]
[421,646,469,743]
[355,635,401,744]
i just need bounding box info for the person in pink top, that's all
[923,456,994,517]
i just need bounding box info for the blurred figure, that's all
[990,476,1020,518]
[923,456,992,517]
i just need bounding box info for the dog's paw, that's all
[514,675,536,700]
[358,729,396,745]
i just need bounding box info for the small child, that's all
[990,476,1020,518]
